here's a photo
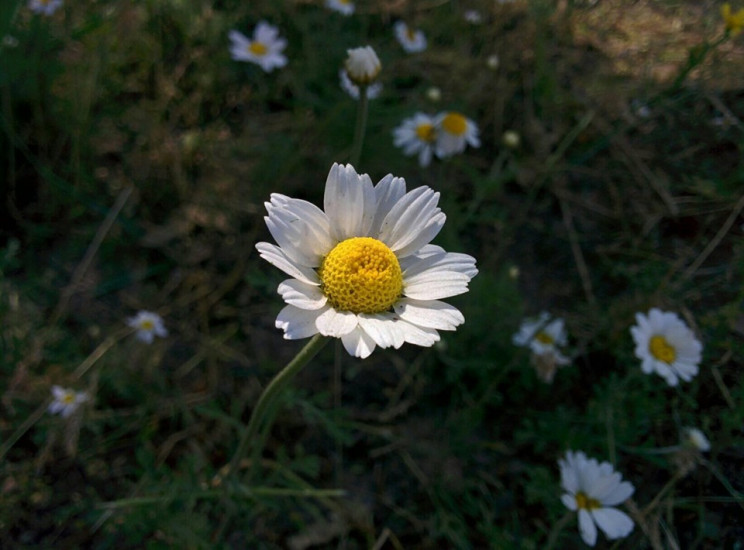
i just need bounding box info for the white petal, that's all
[601,481,635,506]
[276,305,324,339]
[323,163,376,241]
[256,242,320,286]
[578,509,598,546]
[315,307,359,337]
[370,174,406,235]
[404,275,472,301]
[341,326,377,358]
[394,298,464,330]
[277,279,328,310]
[561,494,578,511]
[378,187,445,257]
[591,508,634,540]
[265,212,318,267]
[403,251,478,280]
[268,194,333,258]
[397,319,440,347]
[358,314,405,349]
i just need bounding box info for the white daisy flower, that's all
[629,308,702,386]
[512,311,568,356]
[559,450,635,547]
[228,22,287,73]
[326,0,355,15]
[344,46,381,86]
[433,111,480,158]
[48,386,89,418]
[393,21,427,53]
[256,163,478,359]
[393,113,438,167]
[682,427,711,452]
[127,310,168,344]
[464,9,483,24]
[29,0,63,15]
[339,69,382,100]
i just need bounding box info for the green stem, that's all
[350,84,369,167]
[225,334,329,483]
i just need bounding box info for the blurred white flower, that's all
[127,310,168,344]
[48,386,88,418]
[433,111,480,158]
[502,130,521,149]
[393,21,427,53]
[630,308,702,386]
[2,35,19,48]
[683,427,711,452]
[486,54,500,70]
[464,10,483,24]
[513,312,570,383]
[29,0,63,16]
[256,163,478,358]
[326,0,354,15]
[426,86,442,102]
[339,69,382,100]
[559,450,635,547]
[393,113,438,167]
[344,46,381,86]
[228,22,287,73]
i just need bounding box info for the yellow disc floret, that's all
[649,335,676,364]
[535,331,554,345]
[441,113,467,136]
[318,237,403,314]
[249,42,268,56]
[416,123,437,143]
[575,491,601,511]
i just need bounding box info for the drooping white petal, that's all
[268,194,333,258]
[591,508,634,540]
[265,213,318,267]
[404,274,472,301]
[315,307,359,337]
[275,305,324,339]
[578,509,598,547]
[324,163,377,241]
[394,298,464,331]
[370,174,406,236]
[396,319,440,347]
[341,326,377,358]
[403,251,478,280]
[378,186,445,257]
[277,279,328,310]
[255,242,320,286]
[358,313,405,349]
[600,481,635,506]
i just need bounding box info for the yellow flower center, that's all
[441,113,467,136]
[339,0,351,4]
[139,320,155,331]
[62,393,76,404]
[249,42,268,56]
[406,28,417,40]
[575,491,601,511]
[535,331,554,345]
[649,335,676,364]
[415,123,437,143]
[318,237,403,314]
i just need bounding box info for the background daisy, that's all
[434,111,480,158]
[127,310,168,344]
[393,113,437,167]
[256,163,477,358]
[228,22,287,73]
[326,0,354,16]
[28,0,63,16]
[394,21,427,53]
[630,308,702,386]
[48,386,89,418]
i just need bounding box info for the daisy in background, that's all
[228,22,287,73]
[340,70,382,100]
[513,311,570,383]
[256,163,478,358]
[326,0,355,16]
[630,308,702,386]
[49,386,89,418]
[682,427,711,452]
[722,3,744,36]
[127,310,168,344]
[393,21,427,53]
[559,450,635,547]
[433,111,480,158]
[393,113,438,167]
[674,426,711,475]
[29,0,63,15]
[340,47,383,100]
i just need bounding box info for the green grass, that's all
[1,0,743,548]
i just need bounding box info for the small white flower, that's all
[630,308,702,386]
[502,130,521,149]
[256,163,478,359]
[513,311,568,356]
[29,0,63,15]
[49,386,89,418]
[433,111,480,158]
[127,310,168,344]
[326,0,355,15]
[559,451,635,547]
[426,86,442,102]
[393,113,438,167]
[393,21,427,53]
[486,54,500,70]
[339,69,382,100]
[683,427,711,452]
[228,22,287,73]
[464,9,483,24]
[344,46,381,86]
